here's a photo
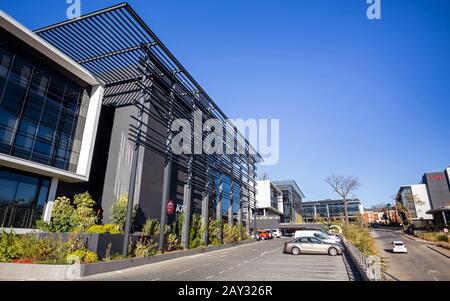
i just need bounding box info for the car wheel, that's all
[291,247,301,256]
[328,247,338,256]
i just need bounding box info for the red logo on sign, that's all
[166,200,175,215]
[430,175,444,181]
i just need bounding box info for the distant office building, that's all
[253,180,284,229]
[301,199,363,223]
[396,184,433,224]
[272,180,305,224]
[363,211,385,224]
[396,166,450,227]
[423,169,450,226]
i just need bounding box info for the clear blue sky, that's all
[1,0,449,208]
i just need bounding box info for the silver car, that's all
[284,237,344,256]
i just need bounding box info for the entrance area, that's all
[0,167,50,228]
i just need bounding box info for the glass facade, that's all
[302,200,362,221]
[214,175,241,218]
[401,187,417,218]
[270,187,278,209]
[0,45,86,172]
[0,167,50,228]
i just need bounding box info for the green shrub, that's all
[110,194,138,231]
[208,219,222,246]
[341,223,377,256]
[437,234,449,242]
[142,219,160,237]
[0,232,88,264]
[223,224,239,244]
[0,231,20,262]
[50,197,77,233]
[86,224,121,234]
[189,214,203,249]
[132,239,158,258]
[166,233,181,252]
[73,192,98,232]
[66,249,99,264]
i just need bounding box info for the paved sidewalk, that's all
[427,245,450,259]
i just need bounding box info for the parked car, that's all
[258,230,272,240]
[392,241,408,254]
[284,237,344,256]
[251,232,261,240]
[267,229,282,238]
[294,230,341,244]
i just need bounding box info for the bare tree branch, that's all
[325,175,360,225]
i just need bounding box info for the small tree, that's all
[110,194,138,231]
[394,193,424,230]
[258,172,270,181]
[49,197,76,233]
[73,192,98,232]
[325,175,360,225]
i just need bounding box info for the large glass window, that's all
[270,187,278,209]
[0,46,84,171]
[0,167,50,228]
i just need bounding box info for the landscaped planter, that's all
[0,239,257,280]
[33,232,144,258]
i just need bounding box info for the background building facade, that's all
[301,199,363,223]
[253,180,284,229]
[272,180,304,224]
[396,166,450,227]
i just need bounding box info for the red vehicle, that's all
[258,230,271,240]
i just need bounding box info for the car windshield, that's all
[394,243,404,246]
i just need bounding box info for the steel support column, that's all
[123,70,151,256]
[216,173,223,243]
[202,192,209,246]
[158,83,176,252]
[181,182,192,249]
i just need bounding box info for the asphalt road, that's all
[372,229,450,281]
[85,238,352,281]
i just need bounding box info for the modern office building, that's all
[396,184,433,223]
[0,3,260,240]
[0,11,103,228]
[272,180,305,224]
[396,166,450,226]
[423,169,450,226]
[253,180,284,229]
[301,199,364,223]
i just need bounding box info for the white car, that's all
[392,241,408,254]
[267,229,282,238]
[294,230,341,244]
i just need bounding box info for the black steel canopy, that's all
[34,2,260,160]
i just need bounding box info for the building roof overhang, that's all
[0,10,101,87]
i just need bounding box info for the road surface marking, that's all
[206,275,214,280]
[177,270,191,275]
[228,267,234,270]
[151,278,161,281]
[433,277,439,281]
[219,271,225,274]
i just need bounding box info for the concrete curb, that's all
[399,232,439,245]
[426,245,450,259]
[0,239,258,280]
